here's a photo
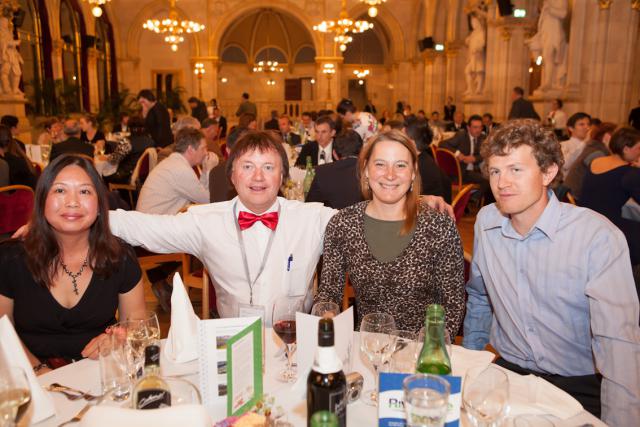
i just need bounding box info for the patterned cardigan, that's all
[316,201,466,334]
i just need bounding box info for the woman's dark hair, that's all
[0,124,36,174]
[609,127,640,157]
[337,98,356,115]
[82,113,98,128]
[0,124,11,149]
[404,117,434,152]
[590,122,617,144]
[226,131,290,183]
[23,154,124,288]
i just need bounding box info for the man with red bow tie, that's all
[108,131,451,322]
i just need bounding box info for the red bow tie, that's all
[238,211,279,231]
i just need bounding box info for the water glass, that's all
[98,336,130,401]
[359,313,396,405]
[311,301,340,318]
[463,366,510,427]
[402,374,450,427]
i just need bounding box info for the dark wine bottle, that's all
[306,318,347,427]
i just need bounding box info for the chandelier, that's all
[142,0,205,52]
[252,11,285,74]
[360,0,387,17]
[82,0,109,17]
[313,0,373,52]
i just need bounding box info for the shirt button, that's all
[539,356,545,362]
[528,327,534,333]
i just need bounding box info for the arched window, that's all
[255,47,287,64]
[59,0,84,112]
[16,0,51,115]
[294,46,315,64]
[221,45,247,63]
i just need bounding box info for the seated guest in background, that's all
[298,111,315,144]
[546,98,568,139]
[101,116,155,185]
[429,111,445,131]
[316,130,465,332]
[226,113,257,152]
[405,117,452,203]
[264,110,279,131]
[335,98,379,143]
[138,89,172,148]
[201,118,223,158]
[136,127,218,215]
[0,154,145,373]
[463,120,640,425]
[211,107,227,138]
[382,119,404,132]
[482,113,499,136]
[580,127,640,281]
[156,115,201,163]
[629,99,640,130]
[0,115,25,152]
[306,130,363,209]
[188,96,208,124]
[417,110,426,119]
[0,125,37,189]
[445,111,466,132]
[37,118,63,146]
[444,96,456,121]
[50,119,94,162]
[441,114,491,201]
[112,112,130,133]
[564,122,615,201]
[278,115,300,147]
[561,112,591,176]
[296,115,336,167]
[80,114,106,147]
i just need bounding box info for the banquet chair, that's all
[429,144,438,159]
[108,147,157,207]
[566,191,577,205]
[435,148,464,194]
[342,275,355,311]
[181,254,211,319]
[451,184,477,224]
[0,185,34,236]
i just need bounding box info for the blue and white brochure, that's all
[378,372,461,427]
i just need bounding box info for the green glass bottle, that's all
[416,304,452,375]
[303,155,315,196]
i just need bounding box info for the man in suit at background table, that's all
[295,115,335,167]
[50,119,94,162]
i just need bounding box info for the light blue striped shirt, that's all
[462,191,640,426]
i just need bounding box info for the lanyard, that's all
[233,201,279,305]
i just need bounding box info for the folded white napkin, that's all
[450,345,496,378]
[79,404,211,427]
[0,315,56,423]
[499,368,583,420]
[164,273,200,363]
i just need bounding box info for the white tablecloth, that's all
[34,331,606,426]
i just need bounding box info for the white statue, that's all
[464,2,487,95]
[0,16,23,96]
[526,0,568,91]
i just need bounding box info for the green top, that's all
[363,214,416,263]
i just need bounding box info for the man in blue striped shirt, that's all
[463,120,640,426]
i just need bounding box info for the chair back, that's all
[435,148,463,189]
[566,191,577,205]
[129,148,156,187]
[0,185,35,235]
[451,184,476,223]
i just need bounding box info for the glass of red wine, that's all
[272,296,303,383]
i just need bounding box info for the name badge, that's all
[238,303,266,322]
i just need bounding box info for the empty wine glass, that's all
[272,296,303,382]
[390,329,418,373]
[0,366,31,427]
[359,312,397,405]
[463,365,510,427]
[311,301,340,318]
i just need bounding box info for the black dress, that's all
[0,240,142,360]
[580,165,640,265]
[81,130,106,145]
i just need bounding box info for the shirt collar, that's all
[483,190,561,241]
[235,198,279,218]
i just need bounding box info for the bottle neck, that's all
[312,345,343,375]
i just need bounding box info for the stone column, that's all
[421,50,446,115]
[51,39,65,81]
[86,47,100,112]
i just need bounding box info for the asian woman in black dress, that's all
[0,154,145,374]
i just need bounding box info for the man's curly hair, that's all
[480,119,565,185]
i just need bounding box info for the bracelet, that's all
[33,362,48,373]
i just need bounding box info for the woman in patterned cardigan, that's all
[316,130,465,334]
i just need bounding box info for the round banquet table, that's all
[34,330,606,427]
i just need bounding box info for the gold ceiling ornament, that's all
[360,0,387,17]
[313,0,373,52]
[81,0,108,17]
[598,0,612,9]
[142,0,204,52]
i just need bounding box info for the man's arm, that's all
[462,224,493,350]
[586,226,640,426]
[109,209,204,256]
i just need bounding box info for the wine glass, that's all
[272,296,303,382]
[0,366,31,427]
[99,334,131,401]
[463,365,510,427]
[121,311,160,379]
[389,329,418,374]
[311,301,340,318]
[359,312,397,405]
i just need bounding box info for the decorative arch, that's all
[209,1,322,58]
[255,46,287,64]
[347,2,405,62]
[294,45,316,64]
[221,44,248,63]
[125,0,201,59]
